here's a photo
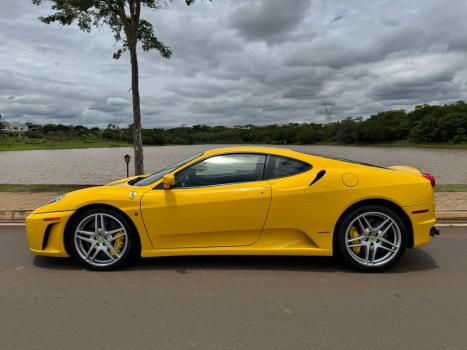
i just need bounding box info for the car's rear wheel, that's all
[336,205,407,272]
[68,208,136,271]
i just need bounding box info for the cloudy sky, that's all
[1,0,467,127]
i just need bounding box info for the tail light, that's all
[422,172,436,187]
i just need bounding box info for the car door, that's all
[141,153,272,249]
[261,155,335,250]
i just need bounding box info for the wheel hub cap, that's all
[344,212,401,267]
[74,213,128,267]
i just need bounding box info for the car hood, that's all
[106,174,149,186]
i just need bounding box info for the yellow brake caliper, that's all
[349,226,361,254]
[112,231,125,255]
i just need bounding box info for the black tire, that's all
[67,208,137,271]
[335,205,408,272]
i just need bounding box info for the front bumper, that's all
[25,211,75,257]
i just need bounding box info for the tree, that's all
[32,0,206,175]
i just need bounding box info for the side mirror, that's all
[162,174,176,190]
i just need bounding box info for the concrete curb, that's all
[0,210,32,222]
[435,211,467,221]
[1,209,466,223]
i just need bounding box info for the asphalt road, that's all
[1,225,466,350]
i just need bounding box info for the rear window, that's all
[301,152,385,168]
[265,155,311,179]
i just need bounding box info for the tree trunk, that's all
[129,45,144,175]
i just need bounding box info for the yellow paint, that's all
[141,181,271,248]
[388,165,421,174]
[342,173,359,187]
[25,211,74,257]
[25,146,436,259]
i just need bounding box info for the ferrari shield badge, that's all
[129,191,138,200]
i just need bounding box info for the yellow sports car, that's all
[25,147,438,271]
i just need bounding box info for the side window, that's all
[265,155,311,179]
[175,154,266,188]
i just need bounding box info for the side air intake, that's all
[309,170,326,186]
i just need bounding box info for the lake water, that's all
[0,144,466,184]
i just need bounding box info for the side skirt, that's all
[141,247,332,258]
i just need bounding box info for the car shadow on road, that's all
[33,248,438,274]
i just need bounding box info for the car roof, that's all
[201,146,383,169]
[203,146,303,158]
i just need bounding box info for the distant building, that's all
[1,121,29,133]
[234,124,254,129]
[25,122,42,133]
[0,121,41,134]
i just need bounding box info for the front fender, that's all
[32,186,150,214]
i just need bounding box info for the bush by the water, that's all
[2,102,467,146]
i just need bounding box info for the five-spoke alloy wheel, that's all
[68,209,136,270]
[336,205,407,272]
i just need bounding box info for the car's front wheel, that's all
[68,208,136,271]
[336,205,408,272]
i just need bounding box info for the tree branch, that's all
[117,2,132,47]
[135,0,141,27]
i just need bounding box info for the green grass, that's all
[1,183,465,193]
[373,140,467,149]
[314,140,467,149]
[0,184,96,193]
[0,140,130,151]
[434,184,467,192]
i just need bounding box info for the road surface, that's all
[0,225,466,350]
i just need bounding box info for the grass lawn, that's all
[434,184,467,192]
[374,140,467,149]
[315,140,467,149]
[0,184,95,193]
[0,140,130,151]
[0,183,465,193]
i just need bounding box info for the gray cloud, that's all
[369,58,463,102]
[1,0,467,127]
[229,0,311,44]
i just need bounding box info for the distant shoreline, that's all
[2,102,466,149]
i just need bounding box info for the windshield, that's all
[133,152,203,186]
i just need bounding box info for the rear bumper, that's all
[404,203,436,248]
[25,211,74,257]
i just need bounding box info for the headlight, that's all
[45,194,65,205]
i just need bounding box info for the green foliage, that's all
[410,110,467,143]
[32,0,201,59]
